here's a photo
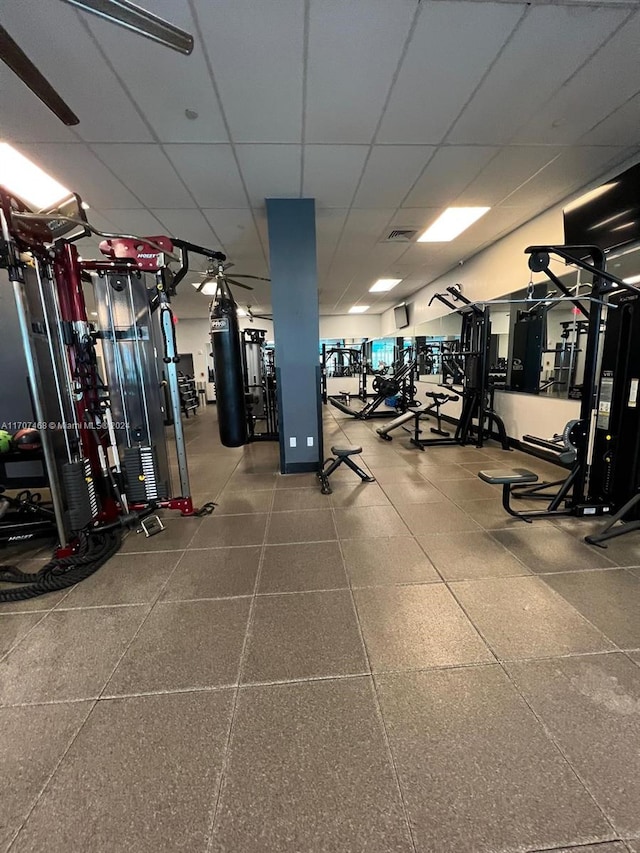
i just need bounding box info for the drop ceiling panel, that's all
[164,145,247,207]
[235,145,301,207]
[0,74,79,144]
[513,11,640,145]
[202,210,263,257]
[152,209,220,248]
[192,0,304,142]
[82,2,228,144]
[303,146,369,207]
[18,143,141,208]
[2,0,153,142]
[352,146,435,208]
[404,146,497,208]
[376,1,523,144]
[305,0,417,143]
[90,145,194,208]
[456,146,564,206]
[449,5,628,145]
[503,146,628,208]
[97,209,167,236]
[579,93,640,146]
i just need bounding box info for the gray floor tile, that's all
[437,477,501,502]
[242,590,367,683]
[272,488,329,511]
[225,472,277,491]
[105,598,250,694]
[530,845,628,853]
[0,612,44,657]
[367,467,426,484]
[376,666,613,853]
[211,679,413,853]
[588,535,640,567]
[627,840,640,852]
[361,452,412,469]
[258,542,347,592]
[493,525,617,573]
[0,607,148,705]
[507,654,640,837]
[629,566,640,579]
[418,461,477,480]
[380,480,443,504]
[190,513,268,548]
[162,546,260,600]
[354,584,492,672]
[543,569,640,649]
[11,691,234,853]
[455,498,554,530]
[276,472,321,489]
[57,551,181,608]
[451,575,614,660]
[0,701,92,849]
[214,489,274,514]
[328,482,391,507]
[395,502,481,535]
[334,505,410,539]
[342,537,440,586]
[417,531,530,581]
[266,509,337,544]
[119,518,202,553]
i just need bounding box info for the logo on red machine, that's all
[98,236,173,271]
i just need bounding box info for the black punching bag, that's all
[210,277,247,447]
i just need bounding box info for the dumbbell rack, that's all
[177,374,199,418]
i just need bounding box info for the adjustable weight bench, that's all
[318,445,376,495]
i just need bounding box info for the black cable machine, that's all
[328,344,420,419]
[404,286,509,451]
[242,328,278,441]
[320,343,362,404]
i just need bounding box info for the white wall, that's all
[319,314,382,339]
[175,318,210,382]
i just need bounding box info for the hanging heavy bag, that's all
[210,277,247,447]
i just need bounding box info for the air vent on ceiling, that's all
[383,228,418,243]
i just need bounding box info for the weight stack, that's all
[123,446,167,502]
[62,458,100,532]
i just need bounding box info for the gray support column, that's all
[266,198,321,474]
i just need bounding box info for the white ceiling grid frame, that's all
[83,0,229,143]
[352,146,436,209]
[403,146,498,208]
[235,145,302,208]
[513,8,640,145]
[376,1,525,144]
[190,0,305,143]
[305,0,418,143]
[448,4,630,145]
[202,209,264,258]
[151,209,221,249]
[163,145,249,208]
[303,146,370,207]
[98,209,167,237]
[580,92,640,146]
[2,0,153,142]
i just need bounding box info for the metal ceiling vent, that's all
[383,228,418,243]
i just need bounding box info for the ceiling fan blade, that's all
[60,0,194,55]
[226,278,254,291]
[232,274,271,282]
[0,26,80,126]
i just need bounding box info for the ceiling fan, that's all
[193,262,271,296]
[0,0,194,126]
[245,305,274,323]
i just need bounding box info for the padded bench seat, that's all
[478,468,539,486]
[331,445,362,457]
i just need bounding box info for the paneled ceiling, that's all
[2,0,640,318]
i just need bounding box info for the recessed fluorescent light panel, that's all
[0,142,71,208]
[191,280,217,296]
[349,305,369,314]
[418,207,490,242]
[369,278,402,293]
[624,274,640,285]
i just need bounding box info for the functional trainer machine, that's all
[0,184,225,598]
[242,328,278,442]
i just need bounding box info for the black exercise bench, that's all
[478,468,540,522]
[318,445,376,495]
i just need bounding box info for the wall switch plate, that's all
[307,437,314,446]
[289,437,297,447]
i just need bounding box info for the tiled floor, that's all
[2,404,640,853]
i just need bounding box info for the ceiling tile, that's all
[0,73,79,144]
[352,146,435,208]
[18,143,142,209]
[91,145,194,208]
[2,0,153,141]
[97,209,167,236]
[164,145,247,207]
[513,10,640,145]
[303,146,369,207]
[377,1,523,144]
[579,93,640,146]
[151,209,220,249]
[456,146,564,206]
[202,210,264,258]
[449,4,628,145]
[192,0,304,142]
[82,1,228,143]
[334,209,397,254]
[236,145,301,207]
[503,146,629,208]
[404,146,497,208]
[306,0,417,143]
